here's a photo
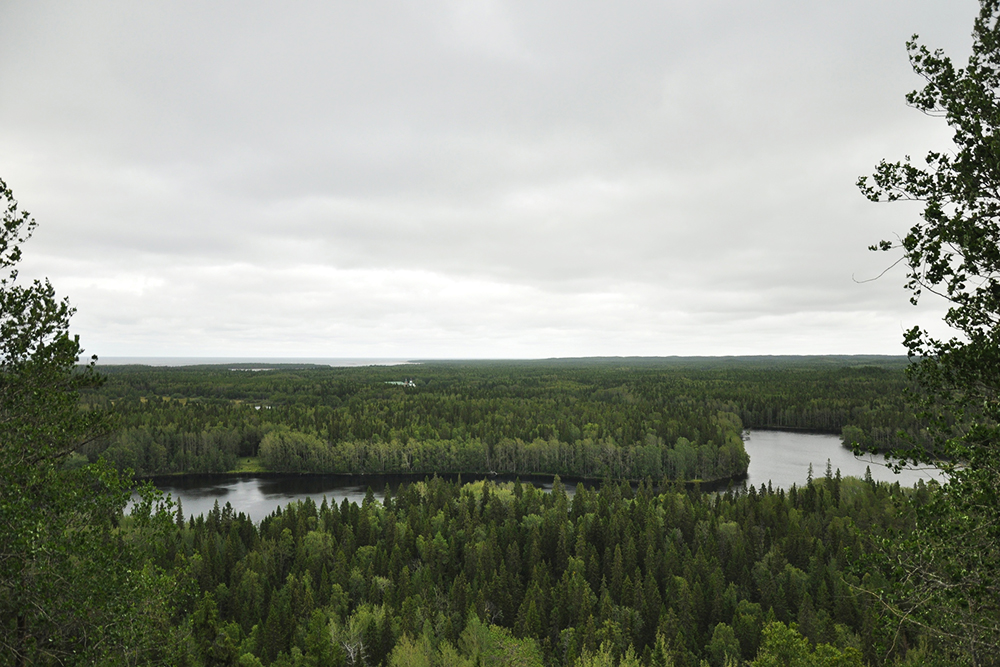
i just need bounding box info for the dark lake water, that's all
[139,473,568,525]
[137,430,944,524]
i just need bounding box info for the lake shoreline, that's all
[135,430,941,525]
[745,425,841,436]
[137,469,750,493]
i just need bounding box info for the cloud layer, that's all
[0,1,975,357]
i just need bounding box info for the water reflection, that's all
[135,430,945,524]
[138,473,570,525]
[742,429,944,490]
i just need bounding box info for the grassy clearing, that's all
[231,457,266,473]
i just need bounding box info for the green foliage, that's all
[706,623,741,667]
[86,357,932,481]
[260,427,331,472]
[152,469,944,665]
[0,178,177,665]
[750,622,862,667]
[860,1,1000,661]
[89,361,766,481]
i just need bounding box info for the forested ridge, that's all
[80,358,920,481]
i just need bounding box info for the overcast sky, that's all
[0,1,979,359]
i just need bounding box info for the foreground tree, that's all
[859,1,1000,662]
[0,178,174,665]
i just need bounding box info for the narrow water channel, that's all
[136,430,945,524]
[140,473,566,525]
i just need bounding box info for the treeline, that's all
[83,358,921,479]
[136,473,941,665]
[674,363,928,452]
[253,418,747,482]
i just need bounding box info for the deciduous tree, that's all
[859,1,1000,661]
[0,178,173,665]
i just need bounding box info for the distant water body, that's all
[97,357,417,367]
[742,429,945,490]
[138,474,567,525]
[134,431,947,525]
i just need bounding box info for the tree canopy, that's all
[859,0,1000,660]
[0,178,175,666]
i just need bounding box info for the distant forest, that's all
[81,357,921,482]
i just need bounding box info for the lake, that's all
[138,430,944,524]
[742,429,944,490]
[140,473,568,525]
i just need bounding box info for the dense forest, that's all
[81,357,922,482]
[125,472,939,666]
[65,357,947,666]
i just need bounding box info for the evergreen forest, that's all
[82,357,920,483]
[39,357,954,665]
[124,472,931,667]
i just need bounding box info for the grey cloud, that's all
[0,0,979,356]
